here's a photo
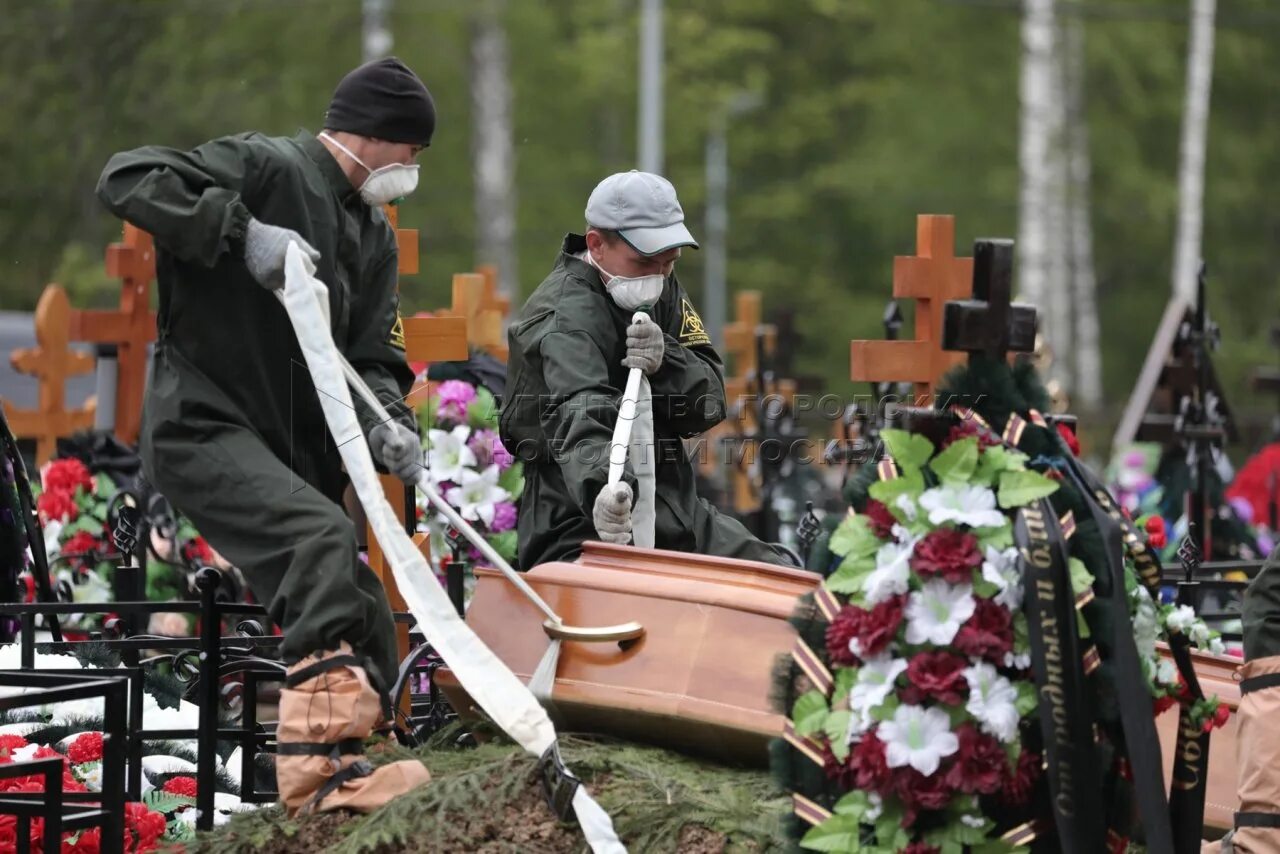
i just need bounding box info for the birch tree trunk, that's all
[470,0,518,301]
[1063,13,1103,409]
[1172,0,1217,304]
[1017,0,1065,361]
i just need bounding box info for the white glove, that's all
[244,217,321,290]
[369,421,422,485]
[592,481,633,544]
[622,316,664,375]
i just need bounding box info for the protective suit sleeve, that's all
[346,251,417,440]
[647,281,727,436]
[95,135,257,267]
[538,330,638,519]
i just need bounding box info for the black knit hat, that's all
[324,57,436,147]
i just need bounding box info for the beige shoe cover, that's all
[1229,655,1280,854]
[277,644,431,817]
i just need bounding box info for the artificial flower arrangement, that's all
[29,457,232,636]
[775,357,1231,853]
[416,380,523,588]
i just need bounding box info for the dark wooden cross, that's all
[69,224,157,445]
[850,215,976,400]
[941,239,1037,361]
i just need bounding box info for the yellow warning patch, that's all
[388,312,405,350]
[678,298,711,346]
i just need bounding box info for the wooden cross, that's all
[850,214,973,399]
[2,285,97,464]
[442,271,509,360]
[941,239,1037,361]
[68,224,157,445]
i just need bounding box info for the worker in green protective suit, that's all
[96,57,432,816]
[499,171,795,571]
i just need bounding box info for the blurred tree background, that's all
[1,0,1277,455]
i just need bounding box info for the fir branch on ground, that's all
[192,732,790,853]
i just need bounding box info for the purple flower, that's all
[491,501,518,533]
[436,380,477,425]
[492,437,515,471]
[468,429,497,469]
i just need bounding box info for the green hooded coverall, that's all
[96,131,414,700]
[499,234,792,571]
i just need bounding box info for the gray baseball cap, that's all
[585,170,699,256]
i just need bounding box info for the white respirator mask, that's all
[587,253,665,311]
[320,132,419,206]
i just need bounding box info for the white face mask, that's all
[588,253,665,310]
[320,132,419,206]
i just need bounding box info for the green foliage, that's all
[496,464,523,500]
[880,429,934,473]
[930,436,979,484]
[997,470,1061,508]
[792,690,829,737]
[143,789,196,815]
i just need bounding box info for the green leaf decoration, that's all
[166,816,197,841]
[930,436,979,484]
[829,514,882,560]
[487,530,518,562]
[972,573,1000,598]
[880,429,935,472]
[832,790,873,820]
[793,691,830,737]
[874,811,910,849]
[869,693,900,723]
[823,711,852,762]
[833,668,856,704]
[1013,612,1030,653]
[800,814,864,852]
[825,556,875,595]
[143,789,196,815]
[1077,611,1092,640]
[1068,557,1096,597]
[867,469,925,508]
[497,464,524,500]
[1015,681,1038,716]
[467,387,499,429]
[976,523,1014,551]
[997,470,1060,508]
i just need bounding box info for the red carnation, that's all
[864,499,897,539]
[944,723,1006,794]
[911,529,982,584]
[1001,748,1042,807]
[0,735,28,758]
[902,651,968,706]
[37,489,78,524]
[1145,516,1167,550]
[944,419,999,450]
[62,531,100,558]
[42,458,93,495]
[1153,693,1178,716]
[182,536,215,566]
[825,605,865,666]
[856,595,906,659]
[954,598,1014,663]
[162,775,198,797]
[67,732,104,765]
[124,801,167,851]
[1204,703,1231,733]
[894,765,954,813]
[849,729,894,793]
[1056,423,1081,456]
[821,743,858,790]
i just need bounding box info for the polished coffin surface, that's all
[435,542,822,764]
[1155,643,1242,831]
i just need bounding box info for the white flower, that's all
[865,793,884,822]
[78,762,103,792]
[981,545,1024,610]
[1166,604,1197,634]
[1189,621,1212,648]
[894,494,918,522]
[918,483,1007,529]
[11,743,39,763]
[879,704,959,776]
[849,654,908,717]
[1209,637,1226,656]
[905,580,976,646]
[1132,587,1160,663]
[1002,651,1032,670]
[444,466,509,527]
[1156,657,1178,686]
[862,538,917,605]
[964,662,1021,743]
[426,425,475,484]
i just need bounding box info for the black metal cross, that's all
[941,239,1038,362]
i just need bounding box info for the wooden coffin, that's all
[435,542,822,765]
[1155,643,1243,831]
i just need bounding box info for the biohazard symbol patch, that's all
[678,298,711,346]
[388,312,405,350]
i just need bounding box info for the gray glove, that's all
[592,481,633,544]
[369,421,422,485]
[622,316,664,375]
[243,217,321,290]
